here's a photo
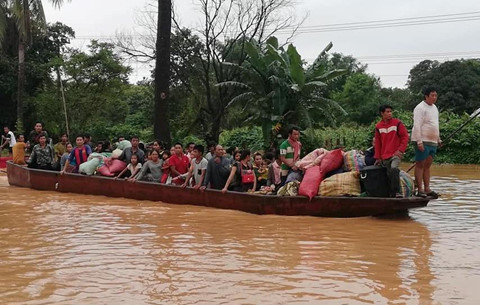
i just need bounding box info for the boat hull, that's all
[5,161,429,217]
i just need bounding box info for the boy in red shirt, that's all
[374,105,409,198]
[169,142,190,185]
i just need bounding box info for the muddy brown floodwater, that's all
[0,164,479,305]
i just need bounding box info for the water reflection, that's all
[0,164,479,304]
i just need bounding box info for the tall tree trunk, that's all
[153,0,172,145]
[16,38,25,132]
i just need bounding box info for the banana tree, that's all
[217,36,347,148]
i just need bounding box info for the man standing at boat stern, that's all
[411,86,441,198]
[374,105,409,198]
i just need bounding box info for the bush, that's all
[219,126,264,152]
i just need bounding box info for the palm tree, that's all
[0,0,67,131]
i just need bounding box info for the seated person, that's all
[13,135,28,165]
[222,149,256,193]
[60,143,73,171]
[28,135,54,170]
[117,136,145,164]
[134,150,163,182]
[115,154,142,181]
[62,135,92,174]
[364,137,376,166]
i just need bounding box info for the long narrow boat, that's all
[5,161,430,217]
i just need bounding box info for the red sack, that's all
[241,168,255,184]
[97,165,113,177]
[298,165,324,200]
[109,159,127,174]
[319,149,344,175]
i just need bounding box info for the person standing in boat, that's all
[374,105,409,198]
[222,149,257,193]
[279,126,302,186]
[13,135,28,165]
[200,145,231,191]
[411,86,441,198]
[181,144,208,189]
[28,122,49,152]
[28,134,54,170]
[1,126,16,156]
[61,135,92,174]
[169,142,190,185]
[116,136,145,165]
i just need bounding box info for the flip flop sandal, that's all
[415,192,428,198]
[426,191,439,199]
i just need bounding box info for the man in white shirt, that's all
[1,126,16,156]
[411,86,441,198]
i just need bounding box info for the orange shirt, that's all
[13,142,27,165]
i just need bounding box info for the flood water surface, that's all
[1,165,479,304]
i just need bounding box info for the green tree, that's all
[408,59,480,114]
[0,0,69,131]
[332,73,382,125]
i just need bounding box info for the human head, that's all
[153,140,161,152]
[39,135,47,145]
[95,142,103,152]
[162,150,171,160]
[264,152,274,163]
[150,150,159,161]
[192,144,204,159]
[214,145,224,157]
[84,133,91,143]
[288,126,300,141]
[66,143,73,152]
[186,142,195,153]
[254,152,263,166]
[34,122,43,132]
[4,126,9,133]
[18,134,25,142]
[75,135,84,147]
[60,133,68,143]
[379,104,393,121]
[170,146,175,156]
[130,154,139,165]
[234,150,241,161]
[174,142,183,156]
[423,86,438,105]
[118,136,125,142]
[240,149,251,162]
[208,142,216,153]
[131,136,139,148]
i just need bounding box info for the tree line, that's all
[1,0,480,163]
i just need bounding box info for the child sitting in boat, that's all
[115,154,142,181]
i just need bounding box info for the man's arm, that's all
[181,162,194,187]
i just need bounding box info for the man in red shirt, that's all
[169,142,190,185]
[374,105,409,198]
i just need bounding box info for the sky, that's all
[43,0,480,88]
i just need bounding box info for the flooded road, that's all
[0,165,479,304]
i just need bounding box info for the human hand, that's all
[180,183,187,188]
[417,142,425,152]
[393,150,403,159]
[193,184,201,190]
[199,186,206,192]
[221,187,227,193]
[374,159,381,166]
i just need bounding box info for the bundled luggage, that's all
[319,171,361,197]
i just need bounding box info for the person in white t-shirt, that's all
[1,126,16,156]
[181,144,208,189]
[411,86,441,198]
[115,154,142,181]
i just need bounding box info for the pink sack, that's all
[298,166,324,200]
[109,159,127,174]
[319,149,344,175]
[97,165,113,177]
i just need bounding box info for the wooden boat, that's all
[0,156,12,169]
[5,161,430,217]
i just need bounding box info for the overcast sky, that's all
[44,0,480,88]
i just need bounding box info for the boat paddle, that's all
[406,107,480,173]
